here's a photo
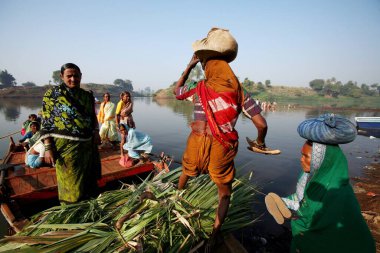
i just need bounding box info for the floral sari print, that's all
[40,84,101,203]
[41,83,95,139]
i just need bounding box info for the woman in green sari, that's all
[40,63,101,204]
[266,113,375,253]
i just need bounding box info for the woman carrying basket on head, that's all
[173,28,272,241]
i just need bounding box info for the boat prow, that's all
[355,117,380,138]
[355,117,380,129]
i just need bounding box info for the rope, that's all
[0,131,21,140]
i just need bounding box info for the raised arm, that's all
[173,54,200,95]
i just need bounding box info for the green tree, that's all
[350,88,362,98]
[242,77,254,90]
[370,83,379,95]
[323,83,341,98]
[257,82,265,91]
[265,80,272,88]
[360,83,376,96]
[0,69,17,88]
[114,79,134,91]
[340,81,358,97]
[326,77,336,85]
[309,79,325,93]
[22,81,36,87]
[52,70,61,85]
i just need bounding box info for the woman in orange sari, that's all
[174,53,268,236]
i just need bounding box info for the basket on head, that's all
[297,113,357,145]
[192,27,238,63]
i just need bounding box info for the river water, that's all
[0,97,379,238]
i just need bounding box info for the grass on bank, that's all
[154,85,380,110]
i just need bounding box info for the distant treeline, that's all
[240,77,379,98]
[0,69,154,96]
[308,78,379,98]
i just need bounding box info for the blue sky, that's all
[0,0,379,91]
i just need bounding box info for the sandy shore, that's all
[353,161,380,252]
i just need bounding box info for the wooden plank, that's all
[3,148,154,199]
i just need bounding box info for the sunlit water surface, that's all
[0,97,379,238]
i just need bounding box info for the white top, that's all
[33,142,45,157]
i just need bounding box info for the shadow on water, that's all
[357,128,380,138]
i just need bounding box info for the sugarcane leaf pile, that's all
[0,168,259,252]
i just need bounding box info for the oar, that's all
[0,130,21,140]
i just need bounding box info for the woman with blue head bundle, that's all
[265,113,375,253]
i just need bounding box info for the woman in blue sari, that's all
[119,123,152,162]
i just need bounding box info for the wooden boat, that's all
[0,141,155,233]
[0,142,250,253]
[355,117,380,130]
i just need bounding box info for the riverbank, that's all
[154,85,380,110]
[353,161,380,252]
[0,85,138,98]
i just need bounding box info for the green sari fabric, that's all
[55,138,100,203]
[41,84,101,203]
[291,145,375,253]
[41,84,95,138]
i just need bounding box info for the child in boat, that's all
[119,123,153,166]
[19,121,40,149]
[26,141,46,168]
[21,114,38,136]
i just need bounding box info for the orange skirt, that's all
[182,121,238,184]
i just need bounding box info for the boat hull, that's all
[0,145,154,232]
[355,117,380,129]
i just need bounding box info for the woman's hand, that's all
[44,150,55,167]
[173,54,200,95]
[188,54,200,68]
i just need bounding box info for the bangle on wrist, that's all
[44,143,53,151]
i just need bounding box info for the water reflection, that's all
[0,97,379,239]
[0,98,42,122]
[1,107,20,122]
[357,128,380,138]
[153,98,194,124]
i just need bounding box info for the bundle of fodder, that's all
[0,168,258,253]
